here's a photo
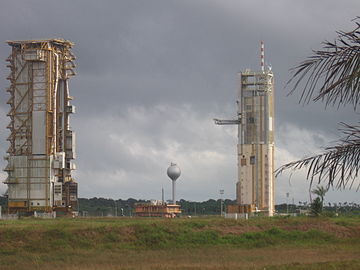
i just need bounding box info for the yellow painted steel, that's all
[237,70,275,216]
[8,201,27,207]
[5,39,77,214]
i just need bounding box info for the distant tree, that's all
[310,197,323,216]
[310,186,328,216]
[312,186,328,205]
[0,196,6,208]
[276,18,360,190]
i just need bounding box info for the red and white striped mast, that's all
[260,40,265,72]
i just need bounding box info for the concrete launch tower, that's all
[215,42,275,216]
[4,39,77,214]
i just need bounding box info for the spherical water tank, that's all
[167,163,181,181]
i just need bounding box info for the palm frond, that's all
[287,18,360,109]
[276,123,360,189]
[311,186,328,202]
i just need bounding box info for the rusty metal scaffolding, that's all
[4,39,77,214]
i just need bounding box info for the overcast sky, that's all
[0,0,359,204]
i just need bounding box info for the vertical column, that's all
[32,60,47,155]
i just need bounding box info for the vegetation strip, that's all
[0,216,360,269]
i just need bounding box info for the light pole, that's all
[286,192,289,214]
[220,189,224,216]
[114,199,118,217]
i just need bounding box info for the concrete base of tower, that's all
[227,203,274,217]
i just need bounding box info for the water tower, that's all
[167,163,181,204]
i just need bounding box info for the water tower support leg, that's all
[172,180,176,204]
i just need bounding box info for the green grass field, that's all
[1,216,360,269]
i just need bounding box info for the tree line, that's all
[1,196,359,216]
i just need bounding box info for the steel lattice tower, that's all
[4,39,77,214]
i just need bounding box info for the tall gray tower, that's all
[215,42,275,216]
[237,68,275,215]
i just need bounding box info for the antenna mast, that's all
[260,40,265,72]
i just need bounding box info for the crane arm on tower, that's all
[213,118,241,125]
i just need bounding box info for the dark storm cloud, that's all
[0,0,359,202]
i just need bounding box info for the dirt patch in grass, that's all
[281,222,357,238]
[203,217,360,239]
[1,246,359,270]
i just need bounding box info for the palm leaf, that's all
[276,123,360,190]
[280,19,360,189]
[287,18,360,109]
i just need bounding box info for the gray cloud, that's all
[0,0,359,203]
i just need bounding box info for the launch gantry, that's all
[4,39,78,214]
[215,41,275,216]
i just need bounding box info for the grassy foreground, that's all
[0,216,360,269]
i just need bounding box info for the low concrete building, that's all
[134,200,181,218]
